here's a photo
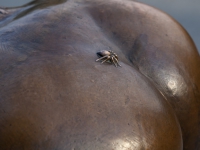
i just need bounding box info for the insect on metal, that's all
[96,50,121,67]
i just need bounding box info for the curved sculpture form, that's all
[0,0,199,149]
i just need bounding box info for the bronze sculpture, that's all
[0,0,199,149]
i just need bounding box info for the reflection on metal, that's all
[165,74,187,97]
[112,138,144,150]
[167,79,178,96]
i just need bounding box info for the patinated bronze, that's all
[0,0,199,149]
[96,50,121,67]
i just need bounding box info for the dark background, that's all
[0,0,199,53]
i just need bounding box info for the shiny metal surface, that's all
[0,0,199,150]
[137,0,200,53]
[0,0,199,53]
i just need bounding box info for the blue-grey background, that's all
[137,0,200,53]
[0,0,199,53]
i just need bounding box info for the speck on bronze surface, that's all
[0,0,199,150]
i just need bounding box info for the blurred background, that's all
[0,0,199,53]
[137,0,200,53]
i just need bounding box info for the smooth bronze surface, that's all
[0,0,199,149]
